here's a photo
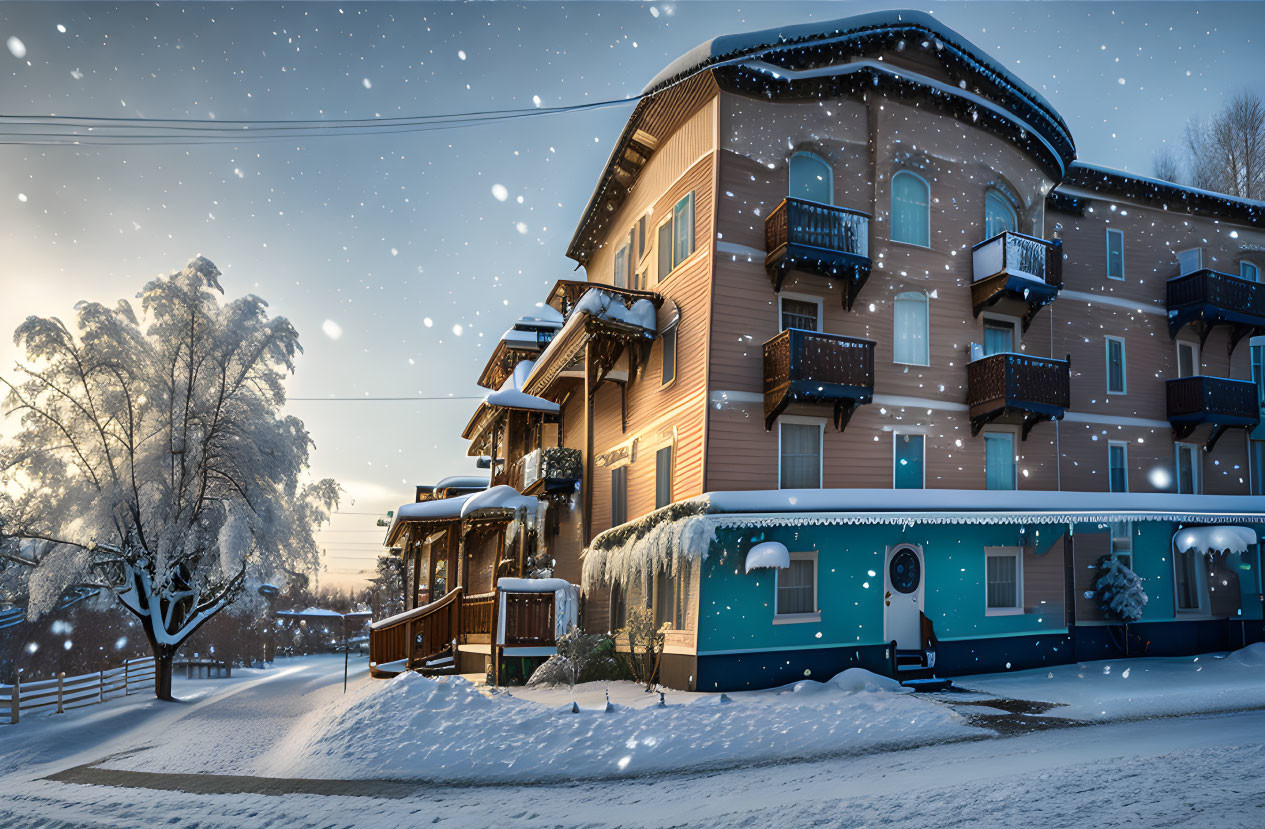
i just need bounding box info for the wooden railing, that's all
[967,353,1070,412]
[1167,375,1259,421]
[1,657,156,724]
[1167,269,1265,320]
[971,231,1062,288]
[460,591,495,638]
[764,329,875,395]
[368,587,463,672]
[503,592,557,646]
[765,198,869,260]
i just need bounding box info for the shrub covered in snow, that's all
[1096,555,1148,623]
[527,628,620,688]
[617,607,668,689]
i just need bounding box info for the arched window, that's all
[984,190,1018,238]
[891,171,930,247]
[893,291,930,366]
[788,152,833,204]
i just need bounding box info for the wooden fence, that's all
[0,656,156,725]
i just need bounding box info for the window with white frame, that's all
[985,548,1023,613]
[779,419,823,489]
[984,190,1018,238]
[1105,336,1127,395]
[1176,340,1199,379]
[1242,260,1260,283]
[984,431,1017,490]
[1173,545,1206,612]
[1177,247,1204,276]
[779,294,821,331]
[1176,443,1201,494]
[1109,521,1133,568]
[890,170,930,247]
[1106,228,1125,280]
[657,191,695,282]
[613,230,632,289]
[893,432,925,489]
[893,291,930,365]
[1108,441,1129,492]
[775,551,817,617]
[982,315,1017,356]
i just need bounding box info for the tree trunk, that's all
[153,645,177,701]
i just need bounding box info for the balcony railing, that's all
[1166,269,1265,350]
[520,446,583,494]
[764,198,872,310]
[967,352,1070,439]
[1166,375,1260,448]
[763,328,875,431]
[970,231,1063,329]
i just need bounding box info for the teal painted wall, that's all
[697,519,1265,654]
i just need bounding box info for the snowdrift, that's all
[262,668,969,782]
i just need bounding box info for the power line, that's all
[288,395,484,401]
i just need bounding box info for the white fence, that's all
[0,656,156,725]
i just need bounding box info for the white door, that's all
[884,544,925,649]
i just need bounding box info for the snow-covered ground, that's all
[0,648,1263,827]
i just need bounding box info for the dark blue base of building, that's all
[695,619,1265,691]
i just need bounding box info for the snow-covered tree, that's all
[1096,555,1148,623]
[0,256,338,699]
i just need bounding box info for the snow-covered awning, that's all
[1174,526,1258,555]
[384,493,473,545]
[745,541,790,572]
[464,360,560,448]
[461,485,538,520]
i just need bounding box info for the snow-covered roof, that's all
[1059,162,1265,226]
[432,475,489,492]
[460,484,537,519]
[276,607,351,619]
[524,288,658,394]
[482,360,559,414]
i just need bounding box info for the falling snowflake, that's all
[491,183,508,202]
[362,78,372,89]
[451,323,464,336]
[7,36,26,59]
[457,50,467,60]
[515,221,528,234]
[322,319,344,340]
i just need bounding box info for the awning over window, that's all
[1173,526,1258,555]
[745,541,790,572]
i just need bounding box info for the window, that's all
[1177,248,1204,276]
[1253,440,1265,496]
[610,582,627,630]
[789,152,833,204]
[1109,522,1133,569]
[636,215,649,263]
[985,548,1022,613]
[982,316,1016,356]
[780,295,821,331]
[1177,340,1199,379]
[1174,546,1206,612]
[1176,444,1201,494]
[779,420,823,489]
[656,191,695,281]
[891,171,930,247]
[654,567,675,628]
[655,446,673,509]
[984,190,1017,238]
[610,466,627,526]
[984,431,1016,490]
[613,239,630,289]
[1105,336,1127,394]
[660,324,677,385]
[1252,338,1265,409]
[893,291,930,365]
[1242,261,1259,283]
[775,552,817,617]
[1108,441,1129,492]
[1106,228,1125,280]
[893,432,925,489]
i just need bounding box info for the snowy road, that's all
[1,654,1263,827]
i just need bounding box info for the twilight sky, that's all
[1,1,1261,588]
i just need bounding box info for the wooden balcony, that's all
[765,198,872,310]
[1166,375,1260,450]
[1167,268,1265,352]
[763,328,875,431]
[970,231,1063,329]
[519,446,583,495]
[545,278,663,317]
[967,353,1070,439]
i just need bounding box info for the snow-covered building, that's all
[376,9,1265,689]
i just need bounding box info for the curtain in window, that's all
[891,171,930,247]
[893,291,929,365]
[657,220,673,282]
[1174,549,1201,610]
[672,193,694,269]
[1106,230,1125,278]
[1109,444,1127,492]
[613,243,629,289]
[789,153,832,204]
[781,298,819,331]
[1107,339,1125,393]
[983,322,1013,356]
[1242,261,1259,283]
[986,555,1018,608]
[654,568,675,628]
[984,191,1017,238]
[984,433,1015,490]
[777,559,814,614]
[779,423,821,488]
[894,434,925,489]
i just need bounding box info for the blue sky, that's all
[1,1,1261,586]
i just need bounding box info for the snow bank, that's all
[264,668,969,783]
[959,645,1265,722]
